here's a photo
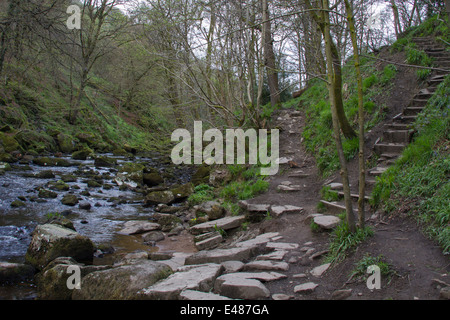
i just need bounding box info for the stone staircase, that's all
[321,36,449,215]
[371,37,449,175]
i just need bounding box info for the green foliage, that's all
[320,186,339,202]
[406,47,433,67]
[325,223,374,264]
[350,254,395,280]
[220,178,269,201]
[188,184,215,205]
[380,65,398,85]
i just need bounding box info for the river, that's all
[0,153,193,299]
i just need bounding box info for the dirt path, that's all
[241,107,449,300]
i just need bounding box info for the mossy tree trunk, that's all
[322,0,355,232]
[305,0,357,139]
[344,0,365,228]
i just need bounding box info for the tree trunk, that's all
[305,0,357,139]
[262,0,280,107]
[322,0,356,232]
[344,0,365,228]
[390,0,402,39]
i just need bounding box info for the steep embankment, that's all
[0,61,173,163]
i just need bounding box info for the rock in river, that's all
[25,224,94,270]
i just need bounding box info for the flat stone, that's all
[221,261,245,273]
[272,293,292,300]
[328,183,343,190]
[139,263,223,300]
[244,260,289,272]
[331,289,353,300]
[294,282,318,294]
[118,220,161,235]
[313,216,341,230]
[180,289,233,300]
[73,260,171,300]
[256,250,287,261]
[270,205,304,217]
[189,216,246,235]
[195,234,223,251]
[235,232,280,248]
[215,272,286,300]
[276,157,293,164]
[440,287,450,300]
[185,246,260,265]
[158,252,193,272]
[277,185,302,192]
[266,242,299,250]
[310,263,331,277]
[246,203,271,212]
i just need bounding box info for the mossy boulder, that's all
[25,224,94,270]
[38,189,58,199]
[11,200,26,208]
[0,132,20,153]
[94,156,117,167]
[191,165,211,186]
[87,180,102,188]
[61,194,79,206]
[112,148,128,156]
[75,132,97,147]
[154,214,183,233]
[0,162,12,171]
[71,148,93,160]
[48,180,70,191]
[145,190,175,206]
[35,257,110,300]
[33,157,72,167]
[14,130,56,153]
[35,170,55,179]
[56,133,74,154]
[116,162,145,185]
[143,172,164,187]
[171,183,194,202]
[195,201,225,220]
[0,152,16,163]
[0,262,35,285]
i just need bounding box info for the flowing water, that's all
[0,153,193,299]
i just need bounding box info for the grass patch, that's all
[325,223,374,264]
[350,254,396,284]
[188,184,215,205]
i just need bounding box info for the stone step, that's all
[189,215,247,235]
[409,99,428,108]
[426,50,447,57]
[319,200,346,211]
[415,89,434,99]
[385,123,412,131]
[336,191,372,202]
[383,130,413,144]
[369,166,388,177]
[374,142,407,155]
[403,107,424,116]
